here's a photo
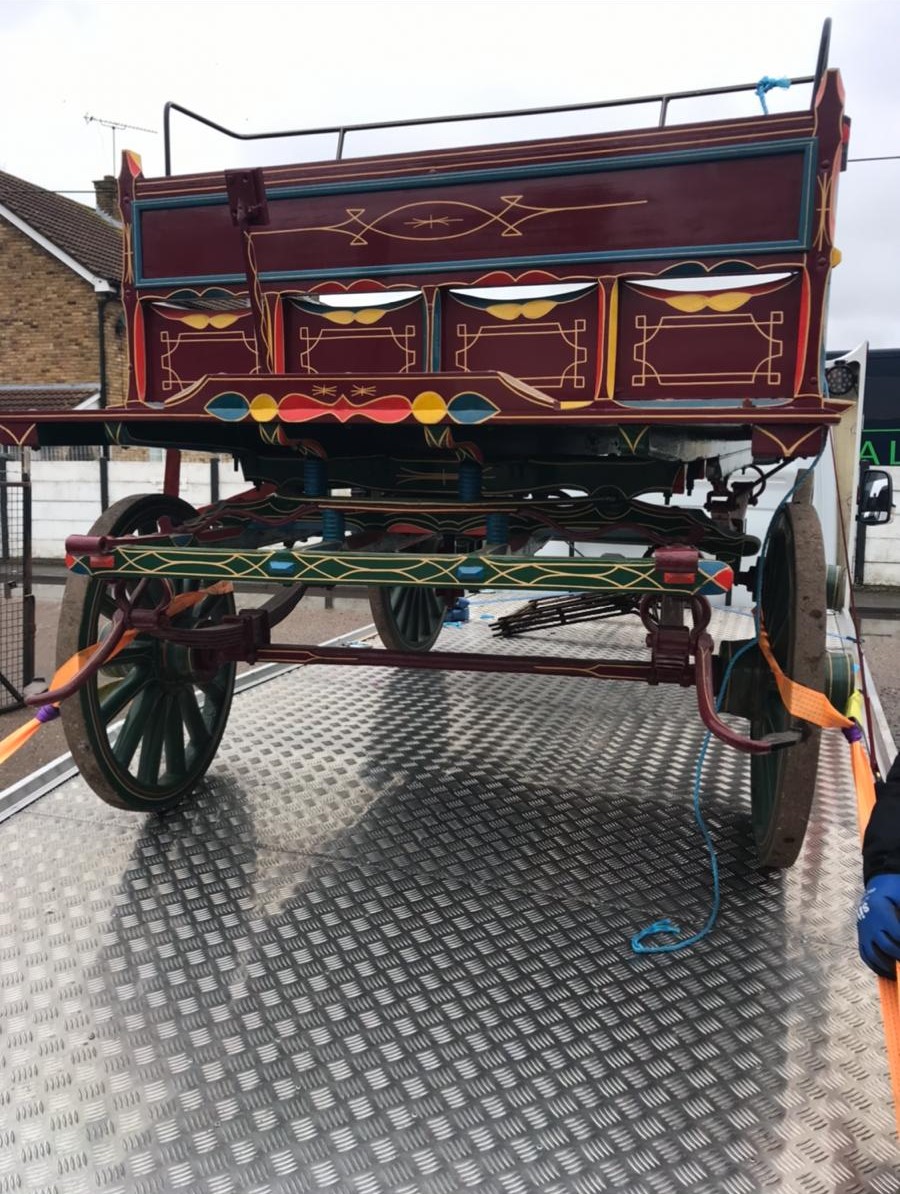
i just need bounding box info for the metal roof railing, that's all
[162,19,830,175]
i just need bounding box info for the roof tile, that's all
[0,170,121,283]
[0,385,98,413]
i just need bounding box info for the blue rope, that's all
[630,663,742,954]
[631,454,824,954]
[756,76,791,115]
[712,604,856,645]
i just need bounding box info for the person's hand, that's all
[858,874,900,977]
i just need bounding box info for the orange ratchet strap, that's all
[0,581,233,766]
[758,626,900,1135]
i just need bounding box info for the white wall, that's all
[17,453,900,585]
[28,458,248,557]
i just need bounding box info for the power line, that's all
[848,155,900,163]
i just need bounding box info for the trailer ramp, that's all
[0,606,897,1194]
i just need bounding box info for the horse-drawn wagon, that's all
[10,23,863,866]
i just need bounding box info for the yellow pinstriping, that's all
[84,546,727,596]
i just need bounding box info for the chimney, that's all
[93,175,119,220]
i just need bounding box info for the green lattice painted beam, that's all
[68,546,734,597]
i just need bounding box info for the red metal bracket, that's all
[653,545,698,586]
[640,594,776,755]
[225,169,270,228]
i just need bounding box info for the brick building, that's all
[0,170,124,414]
[0,170,236,554]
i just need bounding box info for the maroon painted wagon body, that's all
[1,66,850,457]
[20,27,859,867]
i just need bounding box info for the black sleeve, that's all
[863,753,900,884]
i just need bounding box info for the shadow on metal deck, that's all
[1,607,897,1193]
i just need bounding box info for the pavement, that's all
[0,583,374,789]
[855,618,900,749]
[1,577,897,793]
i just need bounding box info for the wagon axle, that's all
[34,550,784,761]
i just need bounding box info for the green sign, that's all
[860,430,900,467]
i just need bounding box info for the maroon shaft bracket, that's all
[640,593,775,755]
[225,168,271,373]
[24,609,130,707]
[692,632,774,755]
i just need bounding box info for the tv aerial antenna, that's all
[84,114,157,173]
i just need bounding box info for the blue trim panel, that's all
[134,216,144,286]
[133,139,816,289]
[136,139,815,207]
[798,137,817,249]
[132,240,810,290]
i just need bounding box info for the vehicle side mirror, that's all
[859,469,894,525]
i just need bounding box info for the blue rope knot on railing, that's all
[756,76,791,115]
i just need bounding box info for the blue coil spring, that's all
[485,513,510,545]
[458,461,482,502]
[303,458,328,497]
[321,509,346,541]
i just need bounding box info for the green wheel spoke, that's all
[144,579,171,609]
[179,686,212,748]
[194,593,230,622]
[137,695,168,786]
[408,592,420,642]
[392,588,407,631]
[199,676,228,712]
[99,592,119,622]
[163,696,187,778]
[416,593,429,642]
[370,578,444,653]
[99,666,151,724]
[113,685,162,768]
[58,494,236,812]
[104,641,153,668]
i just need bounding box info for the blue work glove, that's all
[857,874,900,978]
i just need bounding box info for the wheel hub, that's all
[159,640,196,683]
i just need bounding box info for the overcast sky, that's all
[2,0,898,348]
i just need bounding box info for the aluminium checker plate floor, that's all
[1,602,898,1194]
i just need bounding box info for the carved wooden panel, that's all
[143,304,259,399]
[442,285,599,399]
[280,294,425,376]
[614,274,804,401]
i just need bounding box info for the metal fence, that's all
[31,445,102,461]
[0,450,33,710]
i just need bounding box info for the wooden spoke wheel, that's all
[749,492,827,868]
[368,585,446,652]
[57,494,236,812]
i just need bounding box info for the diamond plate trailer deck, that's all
[1,605,898,1194]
